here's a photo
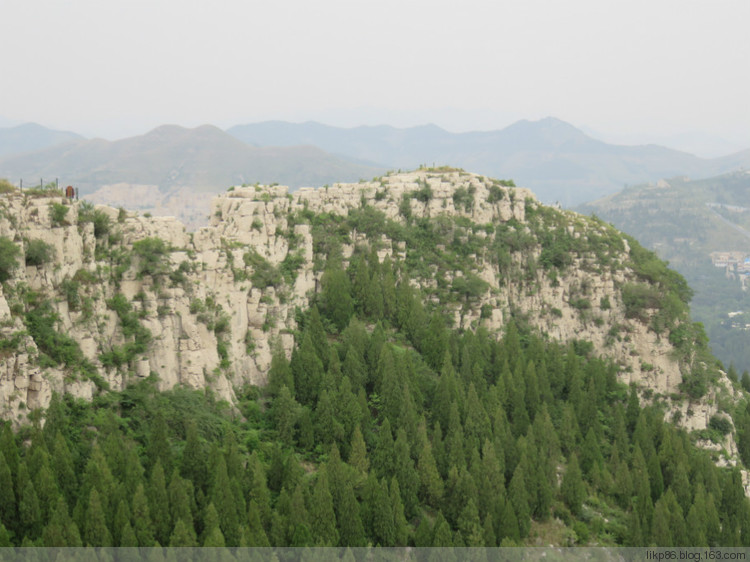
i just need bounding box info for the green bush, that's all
[708,415,732,435]
[24,296,94,375]
[244,250,282,289]
[60,279,81,310]
[280,252,305,283]
[621,283,661,321]
[0,237,20,282]
[412,181,433,203]
[570,298,591,311]
[100,293,152,367]
[24,239,55,266]
[50,203,69,226]
[452,186,475,212]
[0,179,16,194]
[132,237,168,276]
[399,194,412,220]
[78,202,111,238]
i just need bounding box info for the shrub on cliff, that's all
[24,238,55,266]
[0,237,20,282]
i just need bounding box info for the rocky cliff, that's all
[0,169,740,462]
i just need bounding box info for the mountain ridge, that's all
[0,124,384,194]
[227,118,750,206]
[0,122,84,159]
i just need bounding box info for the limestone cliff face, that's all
[0,170,738,460]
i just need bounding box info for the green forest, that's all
[2,246,750,549]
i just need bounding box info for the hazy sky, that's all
[2,0,749,153]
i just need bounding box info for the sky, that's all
[2,0,749,156]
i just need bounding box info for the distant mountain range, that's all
[228,118,750,206]
[0,124,383,194]
[0,122,83,158]
[1,118,749,209]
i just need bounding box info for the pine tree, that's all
[686,502,708,546]
[201,503,225,547]
[651,494,674,546]
[307,305,330,368]
[561,453,585,516]
[446,402,467,472]
[418,437,444,507]
[372,418,395,478]
[314,389,345,446]
[431,513,453,547]
[309,471,338,546]
[246,452,272,529]
[145,412,172,475]
[271,385,299,446]
[509,463,530,538]
[268,340,294,396]
[625,384,640,434]
[579,427,603,479]
[209,454,241,546]
[131,483,155,547]
[624,508,644,547]
[335,376,361,444]
[42,496,81,547]
[366,271,385,321]
[393,428,419,518]
[0,423,19,485]
[477,439,505,523]
[414,517,433,547]
[319,264,354,332]
[119,520,139,547]
[291,332,325,406]
[342,346,367,392]
[147,460,171,545]
[113,498,131,546]
[337,480,366,546]
[612,454,633,510]
[349,254,369,313]
[0,450,16,531]
[705,491,721,546]
[169,518,197,547]
[51,432,77,508]
[84,488,112,547]
[422,313,449,371]
[245,500,270,547]
[630,445,654,536]
[19,479,42,540]
[369,477,395,546]
[389,477,410,546]
[348,425,370,476]
[442,466,463,527]
[168,471,194,536]
[463,383,491,455]
[457,499,484,546]
[180,421,207,495]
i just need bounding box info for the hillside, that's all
[0,123,83,158]
[579,171,750,374]
[228,118,750,206]
[0,169,747,547]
